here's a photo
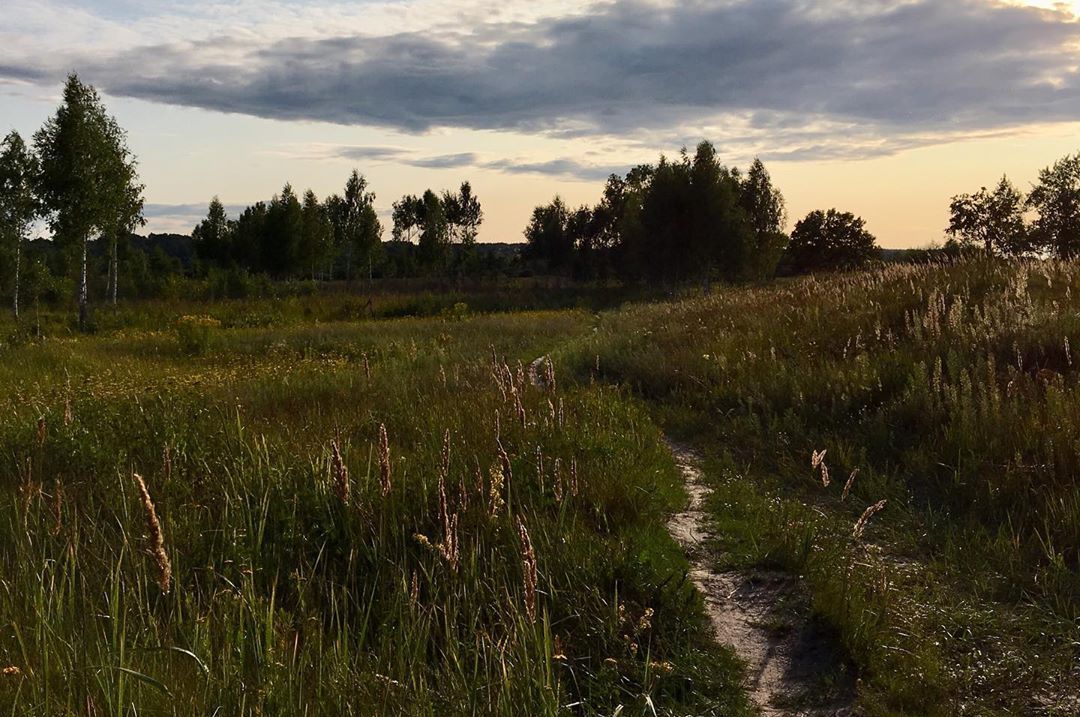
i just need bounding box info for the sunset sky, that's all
[3,0,1080,247]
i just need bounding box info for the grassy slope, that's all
[578,259,1080,715]
[0,308,747,715]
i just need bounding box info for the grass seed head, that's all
[517,518,538,624]
[853,499,888,540]
[330,437,350,506]
[133,472,172,594]
[842,468,859,501]
[488,463,505,518]
[378,423,392,496]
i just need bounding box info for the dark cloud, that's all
[337,146,412,161]
[335,146,477,168]
[6,0,1080,157]
[144,201,246,218]
[329,145,621,180]
[481,157,625,181]
[411,152,479,169]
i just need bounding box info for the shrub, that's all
[175,314,221,355]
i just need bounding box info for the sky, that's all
[2,0,1080,248]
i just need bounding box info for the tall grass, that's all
[579,258,1080,715]
[0,309,746,715]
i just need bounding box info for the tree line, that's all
[12,75,1078,329]
[192,178,484,281]
[946,154,1080,257]
[521,141,879,283]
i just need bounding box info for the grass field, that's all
[0,305,746,715]
[2,259,1079,715]
[580,258,1080,715]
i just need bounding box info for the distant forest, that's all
[3,74,1080,328]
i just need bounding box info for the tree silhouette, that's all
[1027,153,1080,258]
[787,209,878,272]
[947,176,1027,255]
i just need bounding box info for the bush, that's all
[175,314,221,355]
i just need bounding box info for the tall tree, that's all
[232,202,267,271]
[192,197,233,268]
[947,176,1027,255]
[740,158,788,279]
[34,74,144,329]
[300,189,334,280]
[0,131,38,318]
[417,189,450,271]
[444,181,483,245]
[1027,153,1080,258]
[787,209,878,273]
[524,197,574,270]
[739,158,786,236]
[263,183,303,277]
[392,194,422,244]
[105,184,145,305]
[688,141,751,284]
[336,171,382,281]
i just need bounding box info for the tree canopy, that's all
[1027,153,1080,258]
[787,209,879,272]
[34,73,144,327]
[947,177,1027,255]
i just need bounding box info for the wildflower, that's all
[1,666,22,677]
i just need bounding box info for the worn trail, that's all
[528,354,851,713]
[664,439,854,717]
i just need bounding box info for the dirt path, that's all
[665,439,855,717]
[527,354,852,714]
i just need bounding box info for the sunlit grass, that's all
[578,257,1080,715]
[0,304,746,716]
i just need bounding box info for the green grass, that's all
[576,258,1080,715]
[0,305,747,715]
[6,258,1079,715]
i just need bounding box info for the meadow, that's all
[1,258,1078,716]
[580,258,1080,715]
[0,302,746,715]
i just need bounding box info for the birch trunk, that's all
[13,237,20,319]
[110,234,118,305]
[78,235,88,331]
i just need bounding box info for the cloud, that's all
[324,145,622,179]
[143,201,247,218]
[481,157,625,181]
[5,0,1080,160]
